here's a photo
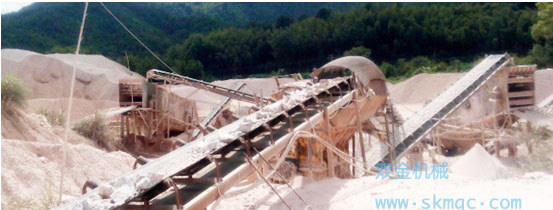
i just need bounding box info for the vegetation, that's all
[343,46,372,59]
[152,3,540,80]
[1,75,28,109]
[72,112,115,151]
[3,3,551,81]
[37,109,66,126]
[1,2,357,58]
[530,2,553,67]
[1,183,56,210]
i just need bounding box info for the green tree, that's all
[530,2,553,67]
[1,76,28,108]
[316,8,331,19]
[275,15,293,28]
[343,46,372,58]
[175,59,205,79]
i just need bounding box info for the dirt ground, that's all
[211,144,553,210]
[210,171,553,210]
[1,107,135,209]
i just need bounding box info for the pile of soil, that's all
[1,49,143,101]
[389,73,463,118]
[389,73,463,105]
[450,144,510,179]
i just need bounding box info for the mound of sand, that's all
[1,107,135,208]
[390,73,464,105]
[450,144,510,179]
[389,73,463,118]
[1,49,143,101]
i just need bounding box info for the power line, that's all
[99,2,177,73]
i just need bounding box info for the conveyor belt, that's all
[191,82,245,139]
[366,54,509,166]
[56,77,353,210]
[57,55,510,210]
[147,69,273,104]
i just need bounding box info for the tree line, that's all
[4,3,551,81]
[131,3,542,81]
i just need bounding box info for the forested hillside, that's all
[2,2,550,81]
[1,2,357,57]
[158,3,539,80]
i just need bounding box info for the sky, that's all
[1,2,32,14]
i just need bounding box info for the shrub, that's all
[1,75,28,108]
[2,183,56,210]
[37,109,66,126]
[72,112,113,150]
[343,46,372,59]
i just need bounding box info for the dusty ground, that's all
[210,172,553,210]
[1,107,135,209]
[211,144,553,210]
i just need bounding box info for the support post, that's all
[323,108,335,177]
[274,77,281,90]
[352,135,356,177]
[353,96,368,175]
[120,115,125,139]
[126,115,131,136]
[384,112,395,170]
[526,122,533,153]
